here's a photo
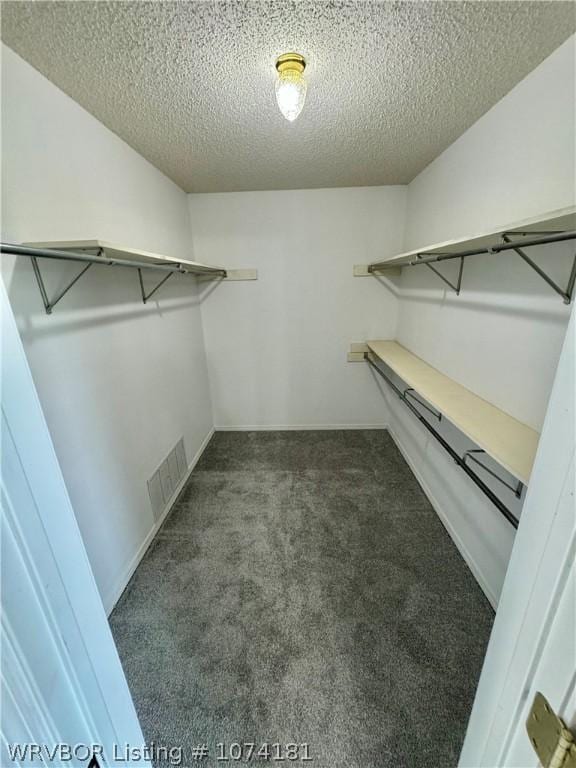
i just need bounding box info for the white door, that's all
[460,307,575,766]
[0,279,150,768]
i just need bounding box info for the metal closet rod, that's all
[0,243,227,276]
[365,352,520,529]
[368,229,576,271]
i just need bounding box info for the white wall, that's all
[188,187,406,428]
[404,35,576,252]
[1,45,214,612]
[390,36,576,605]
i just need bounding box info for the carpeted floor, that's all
[110,430,494,768]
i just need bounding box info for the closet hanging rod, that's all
[368,229,576,271]
[365,351,519,529]
[0,243,227,276]
[412,230,576,264]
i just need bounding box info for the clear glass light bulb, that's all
[275,66,307,122]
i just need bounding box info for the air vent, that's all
[147,438,188,521]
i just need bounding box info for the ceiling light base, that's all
[275,53,306,75]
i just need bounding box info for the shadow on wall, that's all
[3,251,218,601]
[394,241,575,320]
[371,273,402,298]
[3,255,225,340]
[378,239,573,461]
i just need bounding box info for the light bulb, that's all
[275,53,307,122]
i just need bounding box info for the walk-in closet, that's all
[1,3,575,767]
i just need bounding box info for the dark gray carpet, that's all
[110,430,494,768]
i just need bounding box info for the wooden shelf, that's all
[367,340,539,484]
[366,206,576,270]
[24,239,227,275]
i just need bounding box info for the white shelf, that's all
[366,206,576,269]
[367,340,539,485]
[2,238,258,314]
[25,239,227,275]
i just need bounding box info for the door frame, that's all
[460,306,575,765]
[1,278,149,766]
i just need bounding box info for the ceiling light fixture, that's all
[275,53,307,122]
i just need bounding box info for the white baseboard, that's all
[387,423,498,610]
[103,426,215,615]
[214,423,388,431]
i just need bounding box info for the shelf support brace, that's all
[502,234,576,304]
[418,255,464,295]
[31,256,93,315]
[463,449,523,498]
[403,388,442,421]
[138,267,175,304]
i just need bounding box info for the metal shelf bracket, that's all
[366,228,576,303]
[1,243,245,314]
[403,387,442,421]
[502,233,576,304]
[416,254,465,295]
[463,449,523,498]
[31,253,97,315]
[137,267,176,304]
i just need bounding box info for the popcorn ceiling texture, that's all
[1,1,574,193]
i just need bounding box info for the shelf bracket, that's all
[417,254,465,295]
[502,233,576,304]
[463,449,523,498]
[403,388,442,421]
[30,256,94,315]
[365,351,519,528]
[138,267,176,304]
[358,264,403,278]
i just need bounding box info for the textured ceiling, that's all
[2,1,575,193]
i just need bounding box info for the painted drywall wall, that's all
[1,45,214,612]
[188,187,406,428]
[390,36,576,604]
[404,36,576,251]
[400,36,575,429]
